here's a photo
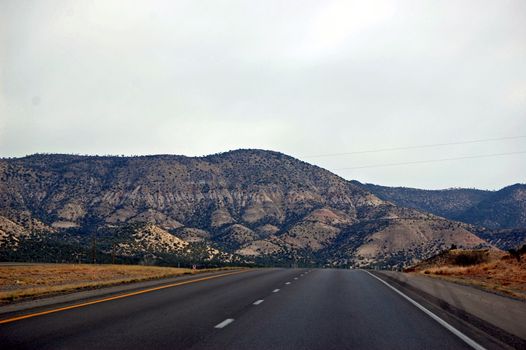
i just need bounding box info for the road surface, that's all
[1,268,488,349]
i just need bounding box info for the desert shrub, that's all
[509,249,520,262]
[453,251,488,266]
[508,245,526,262]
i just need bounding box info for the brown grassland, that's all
[0,264,239,304]
[413,250,526,300]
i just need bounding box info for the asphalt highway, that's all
[1,268,482,349]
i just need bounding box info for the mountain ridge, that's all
[355,181,526,229]
[0,150,501,268]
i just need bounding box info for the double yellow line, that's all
[0,269,249,325]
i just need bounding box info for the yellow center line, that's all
[0,269,250,325]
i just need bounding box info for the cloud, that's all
[1,0,525,189]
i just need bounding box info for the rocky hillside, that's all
[355,182,526,230]
[0,150,492,268]
[353,182,491,218]
[471,228,526,251]
[456,184,526,230]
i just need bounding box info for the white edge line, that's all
[273,289,280,293]
[214,318,235,329]
[363,270,486,350]
[253,299,264,305]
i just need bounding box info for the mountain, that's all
[352,182,492,218]
[0,150,492,268]
[456,184,526,229]
[473,228,526,251]
[355,182,526,230]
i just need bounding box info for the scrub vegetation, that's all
[408,247,526,300]
[0,263,238,303]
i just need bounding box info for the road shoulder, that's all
[373,270,526,349]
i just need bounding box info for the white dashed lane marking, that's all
[214,318,235,329]
[273,289,280,293]
[253,299,264,305]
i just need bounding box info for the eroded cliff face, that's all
[0,150,492,268]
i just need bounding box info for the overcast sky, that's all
[1,0,525,190]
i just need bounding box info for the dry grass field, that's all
[413,250,526,300]
[0,264,237,303]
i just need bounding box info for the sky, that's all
[1,0,525,190]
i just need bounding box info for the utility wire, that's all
[304,135,526,158]
[332,150,526,171]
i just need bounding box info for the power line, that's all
[303,135,526,158]
[332,150,526,171]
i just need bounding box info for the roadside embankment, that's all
[406,248,526,300]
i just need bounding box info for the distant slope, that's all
[0,150,492,268]
[355,181,526,230]
[352,181,492,218]
[456,184,526,230]
[474,228,526,250]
